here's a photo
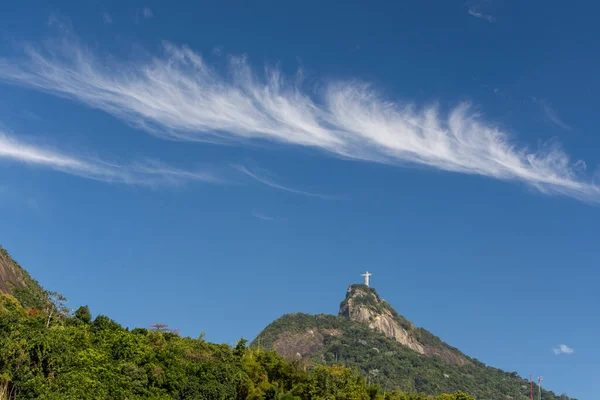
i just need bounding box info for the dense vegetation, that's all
[0,293,473,400]
[253,313,573,400]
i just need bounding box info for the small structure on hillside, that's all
[361,271,372,286]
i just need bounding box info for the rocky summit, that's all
[339,284,469,366]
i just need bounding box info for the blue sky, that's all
[1,0,599,397]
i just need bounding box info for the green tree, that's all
[74,305,92,324]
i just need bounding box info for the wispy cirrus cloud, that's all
[0,39,598,203]
[0,130,216,186]
[252,210,275,221]
[552,344,574,355]
[540,99,572,131]
[236,165,342,200]
[467,9,495,22]
[467,0,496,22]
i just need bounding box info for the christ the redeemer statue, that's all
[361,271,372,287]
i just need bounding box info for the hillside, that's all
[0,244,476,400]
[253,284,574,400]
[0,245,48,310]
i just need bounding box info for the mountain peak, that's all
[339,284,387,317]
[339,283,469,366]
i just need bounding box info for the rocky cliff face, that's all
[339,285,425,354]
[339,284,469,366]
[0,246,27,295]
[0,245,48,309]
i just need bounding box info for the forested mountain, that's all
[0,246,573,399]
[253,285,574,400]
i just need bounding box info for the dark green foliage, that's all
[92,314,123,332]
[253,313,576,400]
[74,305,92,324]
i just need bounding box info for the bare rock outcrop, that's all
[339,284,469,366]
[0,245,48,309]
[0,247,27,295]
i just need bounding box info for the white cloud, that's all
[468,8,496,22]
[0,130,216,186]
[237,165,341,200]
[0,40,598,203]
[541,100,572,131]
[252,211,274,221]
[103,12,113,24]
[142,7,153,19]
[467,1,496,23]
[552,344,574,355]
